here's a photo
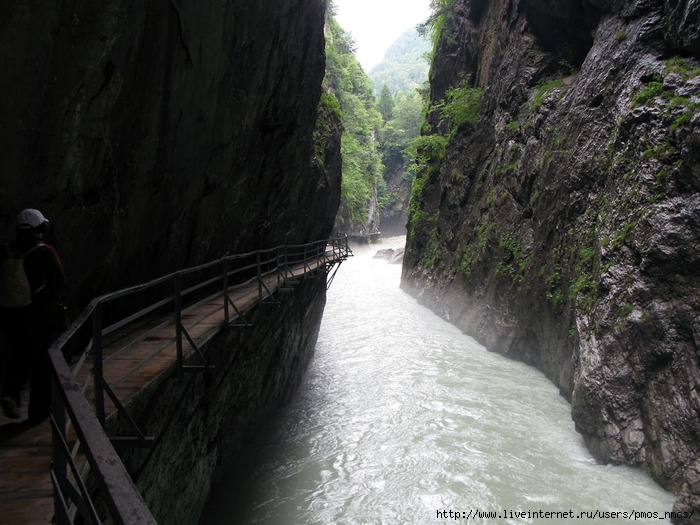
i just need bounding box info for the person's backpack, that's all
[0,243,44,307]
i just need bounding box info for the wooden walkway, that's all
[0,409,53,523]
[0,253,335,524]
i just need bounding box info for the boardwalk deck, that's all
[0,410,53,524]
[0,251,336,524]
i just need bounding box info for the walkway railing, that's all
[48,235,350,524]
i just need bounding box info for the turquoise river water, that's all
[200,238,676,525]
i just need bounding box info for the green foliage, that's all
[340,134,374,220]
[618,303,635,317]
[324,15,385,228]
[474,222,490,248]
[313,92,341,166]
[545,265,565,307]
[531,78,566,111]
[558,59,577,76]
[404,73,481,181]
[529,61,577,112]
[486,189,496,206]
[631,77,664,107]
[579,246,596,263]
[377,84,395,122]
[495,231,531,282]
[505,120,520,132]
[570,273,595,300]
[406,171,440,266]
[629,58,700,131]
[419,0,456,56]
[392,91,426,135]
[642,141,676,161]
[664,56,700,80]
[433,74,482,136]
[460,243,478,277]
[612,221,636,249]
[668,95,700,132]
[369,28,430,96]
[407,173,428,220]
[378,89,426,181]
[417,213,440,267]
[320,91,341,118]
[404,134,448,174]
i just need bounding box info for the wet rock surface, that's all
[0,2,340,523]
[0,0,339,309]
[402,0,700,518]
[374,247,405,264]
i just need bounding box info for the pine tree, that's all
[378,84,395,123]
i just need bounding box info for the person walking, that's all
[0,208,67,423]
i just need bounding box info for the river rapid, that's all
[200,238,676,524]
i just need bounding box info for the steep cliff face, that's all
[0,0,339,308]
[403,0,700,517]
[1,1,340,521]
[380,163,411,237]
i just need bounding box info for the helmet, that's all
[17,208,49,230]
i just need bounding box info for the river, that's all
[200,238,676,524]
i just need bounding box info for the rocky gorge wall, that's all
[0,0,340,308]
[402,0,700,519]
[0,0,342,521]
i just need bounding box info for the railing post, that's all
[256,251,262,304]
[223,258,229,330]
[174,272,184,376]
[51,373,68,525]
[303,243,308,275]
[93,304,105,426]
[276,247,281,288]
[283,245,288,282]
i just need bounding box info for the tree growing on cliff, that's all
[324,14,385,235]
[419,0,456,54]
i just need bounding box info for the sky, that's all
[332,0,432,72]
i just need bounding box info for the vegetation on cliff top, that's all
[404,69,482,269]
[324,12,384,231]
[324,3,429,236]
[419,0,456,55]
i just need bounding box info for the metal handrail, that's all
[48,235,350,524]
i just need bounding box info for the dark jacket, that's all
[12,231,68,331]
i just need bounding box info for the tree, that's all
[324,15,384,233]
[378,84,395,123]
[379,90,425,172]
[369,28,430,97]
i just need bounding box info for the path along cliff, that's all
[402,0,700,519]
[0,2,342,522]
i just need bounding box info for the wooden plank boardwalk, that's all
[0,410,53,523]
[0,254,334,524]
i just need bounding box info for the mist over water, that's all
[200,238,675,524]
